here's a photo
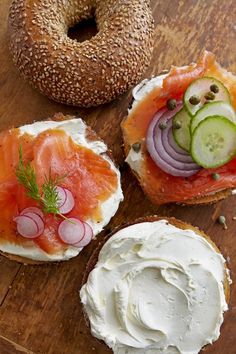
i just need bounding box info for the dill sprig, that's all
[16,146,41,202]
[16,146,67,218]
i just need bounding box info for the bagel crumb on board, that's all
[8,0,154,107]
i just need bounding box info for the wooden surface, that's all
[0,0,236,353]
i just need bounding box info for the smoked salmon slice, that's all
[0,125,118,254]
[122,51,236,204]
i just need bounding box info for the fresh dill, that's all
[16,146,66,218]
[16,146,41,202]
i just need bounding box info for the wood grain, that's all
[0,0,236,353]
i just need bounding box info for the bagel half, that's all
[8,0,154,107]
[122,51,236,205]
[81,215,230,353]
[0,113,123,264]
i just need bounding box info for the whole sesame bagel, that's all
[8,0,154,107]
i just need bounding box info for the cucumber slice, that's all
[191,101,236,133]
[184,77,231,115]
[172,107,191,151]
[191,116,236,168]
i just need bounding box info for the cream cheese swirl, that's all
[80,220,230,354]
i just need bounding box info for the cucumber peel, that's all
[191,115,236,168]
[191,101,236,134]
[184,77,231,116]
[172,108,191,151]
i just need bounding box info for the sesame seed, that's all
[8,0,154,107]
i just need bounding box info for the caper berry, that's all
[211,173,220,181]
[189,95,200,105]
[204,91,215,101]
[167,99,177,111]
[132,142,141,152]
[210,84,219,93]
[173,120,182,129]
[158,122,167,130]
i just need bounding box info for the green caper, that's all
[158,122,167,130]
[218,215,227,229]
[189,95,200,105]
[132,142,141,152]
[204,91,215,101]
[210,84,219,93]
[211,173,220,181]
[173,120,182,129]
[167,99,177,111]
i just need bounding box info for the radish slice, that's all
[20,207,44,220]
[74,222,93,248]
[56,186,75,214]
[23,212,45,235]
[13,215,43,239]
[56,186,67,207]
[58,218,85,245]
[146,105,200,177]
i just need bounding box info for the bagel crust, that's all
[8,0,154,107]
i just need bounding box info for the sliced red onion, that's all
[146,105,200,177]
[162,122,190,159]
[20,207,44,220]
[58,218,85,245]
[74,222,93,248]
[13,214,43,239]
[167,126,187,154]
[56,186,75,214]
[158,120,197,168]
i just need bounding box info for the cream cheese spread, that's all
[126,74,166,170]
[80,219,229,354]
[0,119,123,261]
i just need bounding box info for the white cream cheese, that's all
[131,74,168,106]
[0,119,123,261]
[126,75,166,170]
[80,220,229,354]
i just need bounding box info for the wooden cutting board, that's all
[0,0,235,353]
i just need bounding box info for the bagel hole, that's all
[68,18,98,42]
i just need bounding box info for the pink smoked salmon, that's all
[0,127,118,254]
[122,51,236,204]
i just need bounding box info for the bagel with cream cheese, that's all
[122,51,236,205]
[8,0,154,107]
[0,114,123,264]
[81,216,230,354]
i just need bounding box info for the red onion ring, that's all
[162,122,191,160]
[146,105,200,177]
[158,120,198,169]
